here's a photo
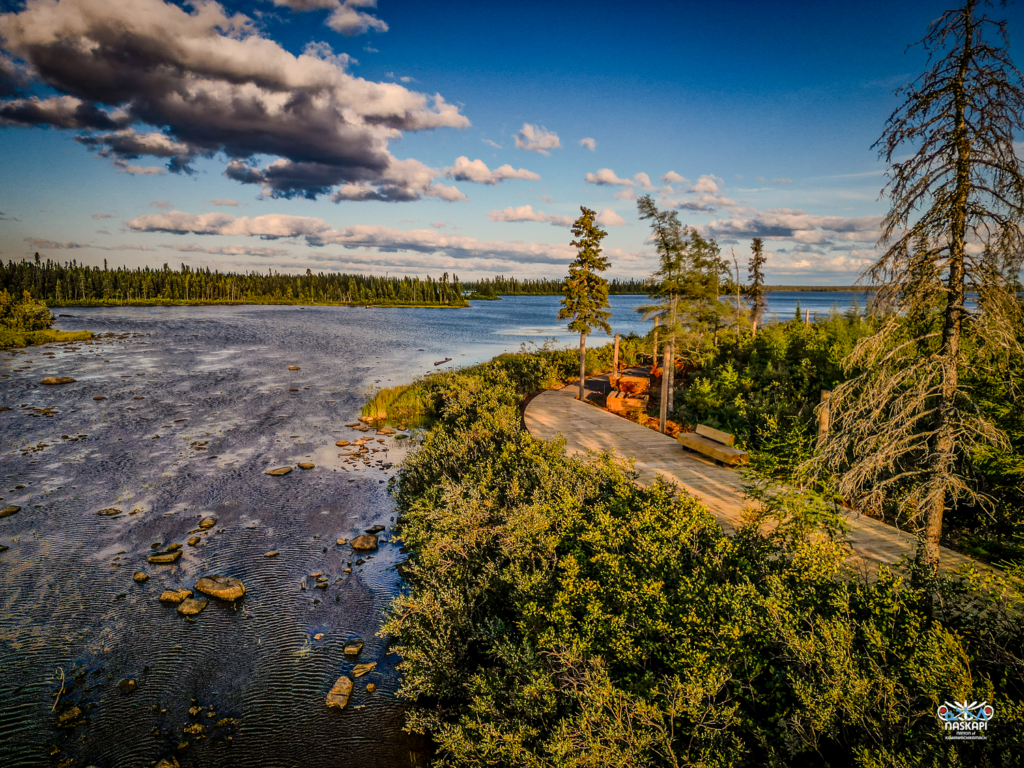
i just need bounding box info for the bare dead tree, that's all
[813,0,1024,569]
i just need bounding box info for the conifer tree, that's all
[559,207,611,402]
[815,0,1024,569]
[747,237,767,330]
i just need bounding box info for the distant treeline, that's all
[462,276,651,296]
[0,256,467,307]
[461,276,878,296]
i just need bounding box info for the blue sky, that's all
[1,0,1021,283]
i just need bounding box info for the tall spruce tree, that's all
[815,0,1024,569]
[559,207,612,402]
[747,237,767,330]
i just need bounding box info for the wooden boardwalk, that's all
[524,379,986,576]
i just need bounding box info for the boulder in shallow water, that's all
[288,365,300,370]
[335,440,350,447]
[266,466,292,476]
[133,571,148,583]
[148,550,182,564]
[118,678,137,693]
[0,505,20,518]
[350,534,378,552]
[198,516,217,529]
[155,758,180,768]
[343,639,364,656]
[194,575,245,601]
[96,507,121,516]
[297,462,315,470]
[336,537,348,546]
[326,675,353,710]
[159,589,192,604]
[57,706,83,727]
[187,536,200,546]
[177,598,208,616]
[264,550,279,557]
[366,683,376,693]
[366,525,385,534]
[352,662,377,678]
[41,376,76,385]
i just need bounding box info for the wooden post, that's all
[659,346,670,434]
[805,308,810,325]
[613,333,620,375]
[817,390,831,447]
[578,332,586,402]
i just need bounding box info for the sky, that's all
[0,0,1021,284]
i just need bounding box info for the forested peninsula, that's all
[0,257,468,308]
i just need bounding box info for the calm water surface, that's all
[0,293,857,767]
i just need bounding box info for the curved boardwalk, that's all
[524,380,985,576]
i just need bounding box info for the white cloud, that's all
[113,160,165,175]
[271,0,389,36]
[579,137,596,151]
[487,205,573,227]
[172,243,291,258]
[633,172,653,190]
[595,208,626,227]
[126,209,580,265]
[698,208,883,245]
[661,171,687,184]
[690,174,722,194]
[514,123,561,155]
[584,168,634,187]
[443,157,541,185]
[482,139,502,149]
[613,188,636,201]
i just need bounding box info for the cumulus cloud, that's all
[579,137,596,151]
[487,205,573,227]
[585,168,634,187]
[595,208,626,227]
[698,208,883,245]
[0,0,468,200]
[127,209,581,265]
[443,157,540,185]
[210,199,239,207]
[614,188,636,201]
[268,0,388,36]
[514,123,560,155]
[661,171,687,184]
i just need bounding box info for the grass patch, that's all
[0,328,93,349]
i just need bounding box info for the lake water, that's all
[0,292,861,767]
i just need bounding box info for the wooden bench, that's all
[677,424,749,466]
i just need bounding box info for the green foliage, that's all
[0,289,53,330]
[462,276,649,296]
[559,207,612,337]
[381,358,1024,767]
[747,237,767,325]
[0,327,91,350]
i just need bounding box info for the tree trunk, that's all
[613,333,620,375]
[659,346,670,434]
[578,332,586,402]
[666,338,675,424]
[924,10,972,571]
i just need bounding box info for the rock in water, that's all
[194,575,245,601]
[343,639,364,656]
[266,467,292,476]
[365,525,385,534]
[297,462,315,470]
[335,440,350,447]
[288,365,300,370]
[325,675,353,710]
[118,678,137,693]
[336,538,348,546]
[93,395,107,401]
[96,507,121,516]
[350,534,378,552]
[148,550,182,564]
[159,589,192,604]
[187,536,201,546]
[366,683,376,693]
[0,505,20,518]
[133,571,149,583]
[264,550,279,557]
[57,706,83,727]
[198,516,217,529]
[155,758,181,768]
[41,376,76,385]
[352,662,377,678]
[177,598,208,616]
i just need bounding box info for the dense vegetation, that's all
[460,276,871,297]
[0,256,467,307]
[380,353,1023,767]
[0,287,90,348]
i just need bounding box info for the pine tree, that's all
[747,237,767,330]
[559,207,612,402]
[815,0,1024,569]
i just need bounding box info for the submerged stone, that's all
[0,505,21,518]
[177,598,208,616]
[133,571,149,583]
[148,550,182,564]
[118,678,137,693]
[160,589,192,604]
[350,534,378,552]
[198,516,217,529]
[41,376,76,385]
[297,462,315,470]
[195,575,245,601]
[266,467,292,476]
[96,507,121,516]
[343,639,364,657]
[352,662,377,678]
[325,675,353,709]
